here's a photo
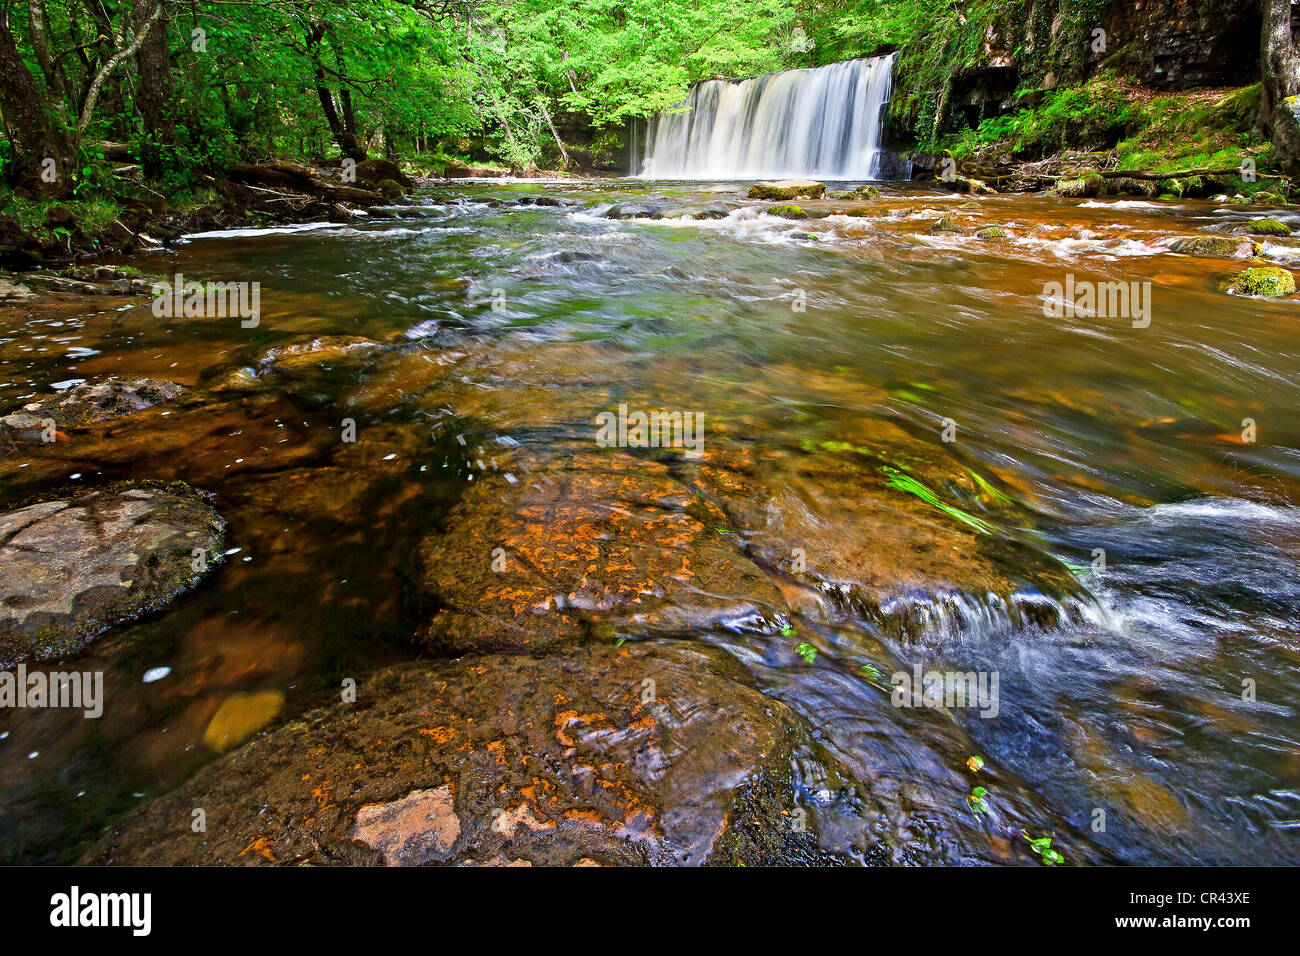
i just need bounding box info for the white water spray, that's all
[639,54,896,180]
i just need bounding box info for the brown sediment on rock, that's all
[81,641,842,866]
[0,481,225,666]
[414,445,785,655]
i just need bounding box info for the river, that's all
[1,179,1298,864]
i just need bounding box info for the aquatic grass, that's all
[968,469,1015,505]
[881,466,994,534]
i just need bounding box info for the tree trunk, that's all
[0,19,73,196]
[306,25,365,161]
[539,100,569,170]
[1260,0,1300,172]
[133,0,175,177]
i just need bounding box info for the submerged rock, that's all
[603,201,663,220]
[975,226,1007,239]
[680,438,1089,641]
[748,180,826,201]
[81,642,842,866]
[1,378,184,447]
[0,482,225,666]
[1227,266,1296,297]
[415,448,784,656]
[203,690,286,753]
[1170,236,1262,258]
[210,335,386,390]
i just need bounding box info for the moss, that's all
[855,185,882,199]
[1242,217,1292,236]
[0,191,123,241]
[1169,236,1261,257]
[766,204,808,220]
[975,226,1007,239]
[1228,267,1296,297]
[1052,171,1104,198]
[748,181,825,200]
[927,214,959,233]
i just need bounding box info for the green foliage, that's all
[0,191,122,242]
[1024,832,1066,865]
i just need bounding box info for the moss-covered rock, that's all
[1240,217,1292,236]
[1052,171,1105,198]
[1169,236,1262,258]
[975,226,1007,239]
[748,180,825,200]
[766,204,809,220]
[1227,267,1296,297]
[927,214,960,233]
[855,185,883,199]
[1111,177,1160,197]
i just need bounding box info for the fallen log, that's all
[224,162,387,205]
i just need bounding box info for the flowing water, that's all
[2,180,1300,864]
[642,56,896,179]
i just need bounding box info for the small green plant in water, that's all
[967,755,985,773]
[859,662,892,691]
[882,466,994,534]
[795,642,816,663]
[967,786,989,815]
[1024,833,1066,866]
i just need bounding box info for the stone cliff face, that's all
[946,0,1264,132]
[1109,0,1262,89]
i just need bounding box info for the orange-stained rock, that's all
[351,786,461,864]
[415,446,786,655]
[81,642,844,866]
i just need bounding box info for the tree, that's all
[1259,0,1300,173]
[0,13,73,195]
[133,0,176,177]
[0,0,164,195]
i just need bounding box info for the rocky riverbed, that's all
[2,178,1298,865]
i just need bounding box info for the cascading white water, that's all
[639,54,896,180]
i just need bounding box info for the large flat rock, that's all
[0,482,225,665]
[82,642,842,866]
[416,446,785,655]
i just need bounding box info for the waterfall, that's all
[639,54,896,180]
